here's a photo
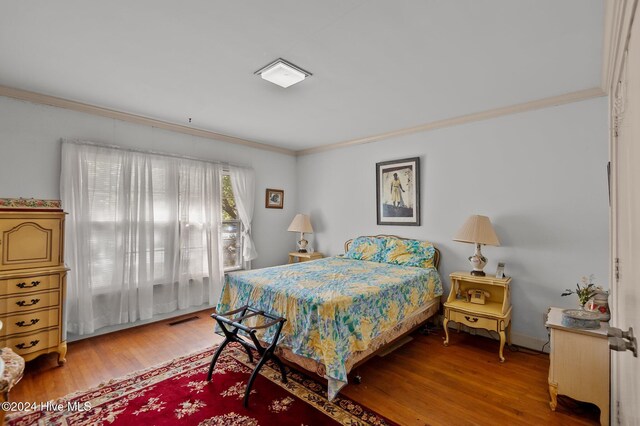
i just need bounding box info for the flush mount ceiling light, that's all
[255,58,312,88]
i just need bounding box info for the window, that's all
[62,141,257,334]
[84,151,242,293]
[221,174,243,271]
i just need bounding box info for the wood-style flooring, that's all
[11,309,601,425]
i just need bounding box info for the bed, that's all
[216,235,443,399]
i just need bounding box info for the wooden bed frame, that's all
[277,235,442,385]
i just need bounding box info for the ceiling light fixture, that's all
[255,58,312,88]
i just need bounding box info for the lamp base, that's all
[297,236,309,253]
[468,243,487,277]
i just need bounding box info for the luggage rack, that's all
[207,305,288,408]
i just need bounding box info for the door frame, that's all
[604,1,638,425]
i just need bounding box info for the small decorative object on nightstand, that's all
[443,272,512,362]
[545,307,609,425]
[288,252,323,264]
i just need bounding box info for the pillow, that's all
[344,237,387,262]
[382,238,435,268]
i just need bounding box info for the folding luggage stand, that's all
[207,305,288,408]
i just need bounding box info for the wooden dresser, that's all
[0,208,68,365]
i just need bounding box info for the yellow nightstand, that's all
[288,252,323,264]
[443,272,512,362]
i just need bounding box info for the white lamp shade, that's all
[453,215,500,246]
[287,214,314,233]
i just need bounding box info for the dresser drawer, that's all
[1,307,59,336]
[0,273,60,296]
[449,310,498,331]
[1,328,60,357]
[0,290,60,315]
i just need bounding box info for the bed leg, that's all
[352,368,362,384]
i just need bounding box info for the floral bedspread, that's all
[217,256,442,399]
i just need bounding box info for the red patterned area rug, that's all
[6,344,396,425]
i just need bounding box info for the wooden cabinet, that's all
[0,210,68,364]
[288,252,323,264]
[443,272,512,362]
[546,307,609,425]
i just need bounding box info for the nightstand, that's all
[443,272,512,362]
[545,307,609,425]
[288,252,323,264]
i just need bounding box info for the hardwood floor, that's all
[11,309,600,425]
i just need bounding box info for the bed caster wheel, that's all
[353,375,362,384]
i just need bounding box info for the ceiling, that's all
[0,1,604,151]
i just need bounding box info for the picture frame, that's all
[265,188,284,209]
[376,157,420,226]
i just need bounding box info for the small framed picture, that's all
[265,188,284,209]
[495,262,505,279]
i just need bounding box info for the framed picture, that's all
[265,188,284,209]
[495,262,505,279]
[376,157,420,225]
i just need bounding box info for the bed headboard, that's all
[344,234,441,270]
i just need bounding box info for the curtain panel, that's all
[229,165,258,262]
[61,141,225,336]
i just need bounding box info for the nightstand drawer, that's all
[449,310,498,331]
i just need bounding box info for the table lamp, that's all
[453,215,500,276]
[287,214,314,253]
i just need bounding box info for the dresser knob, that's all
[465,316,479,323]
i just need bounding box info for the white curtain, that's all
[61,141,224,336]
[229,165,258,262]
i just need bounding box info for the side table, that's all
[288,252,323,264]
[545,307,609,425]
[443,272,512,362]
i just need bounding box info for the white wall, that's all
[0,96,298,269]
[0,95,609,346]
[297,97,609,348]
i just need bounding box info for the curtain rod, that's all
[61,138,251,169]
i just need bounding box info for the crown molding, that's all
[296,87,606,156]
[0,85,296,156]
[1,85,606,158]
